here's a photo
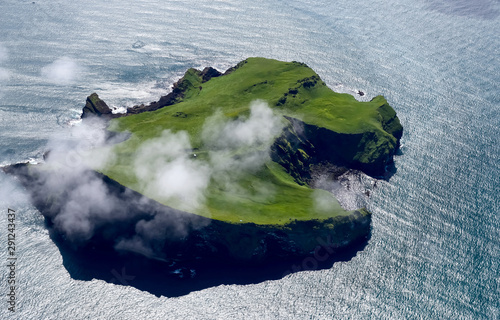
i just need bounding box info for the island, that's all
[4,57,402,271]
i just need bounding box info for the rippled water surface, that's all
[0,0,499,319]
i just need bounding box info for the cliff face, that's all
[3,163,370,265]
[272,98,403,182]
[81,93,115,119]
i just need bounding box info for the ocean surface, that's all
[0,0,499,319]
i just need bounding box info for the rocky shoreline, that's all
[81,66,223,119]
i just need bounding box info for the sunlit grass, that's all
[99,58,398,224]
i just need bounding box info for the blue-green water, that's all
[0,0,499,319]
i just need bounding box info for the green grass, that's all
[203,162,346,224]
[96,57,397,225]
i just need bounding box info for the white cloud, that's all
[134,130,211,213]
[39,118,121,241]
[203,100,285,182]
[29,100,286,257]
[312,189,340,213]
[202,100,285,150]
[133,101,285,213]
[41,57,83,85]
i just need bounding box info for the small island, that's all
[4,57,402,271]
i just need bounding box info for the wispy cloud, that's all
[312,189,339,213]
[133,100,285,212]
[202,100,284,150]
[204,100,285,184]
[25,100,285,258]
[41,57,83,85]
[41,118,119,242]
[134,130,211,213]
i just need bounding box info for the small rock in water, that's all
[357,90,365,96]
[132,40,146,49]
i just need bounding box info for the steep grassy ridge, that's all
[99,58,401,225]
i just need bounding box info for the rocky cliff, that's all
[271,96,402,182]
[3,162,370,265]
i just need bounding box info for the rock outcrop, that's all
[83,66,223,118]
[81,93,115,119]
[272,97,402,181]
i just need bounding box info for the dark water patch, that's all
[132,40,146,49]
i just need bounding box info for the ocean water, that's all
[0,0,499,319]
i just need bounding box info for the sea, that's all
[0,0,498,319]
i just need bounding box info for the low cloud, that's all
[204,100,285,187]
[133,100,284,212]
[25,100,285,258]
[116,101,285,256]
[134,130,211,213]
[0,173,30,210]
[41,57,83,85]
[41,117,119,242]
[45,117,114,170]
[312,189,339,213]
[202,100,284,150]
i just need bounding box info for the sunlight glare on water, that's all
[0,0,499,318]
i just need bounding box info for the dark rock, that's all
[223,59,248,75]
[297,75,320,89]
[200,67,222,83]
[271,115,401,181]
[3,162,370,266]
[79,61,239,120]
[125,67,211,115]
[81,93,114,119]
[132,40,146,49]
[173,112,188,118]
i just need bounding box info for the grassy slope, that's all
[100,58,391,224]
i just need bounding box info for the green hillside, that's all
[96,57,401,225]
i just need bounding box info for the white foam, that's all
[68,118,83,126]
[28,158,42,165]
[111,105,128,114]
[96,80,172,109]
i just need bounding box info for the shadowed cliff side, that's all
[3,162,370,297]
